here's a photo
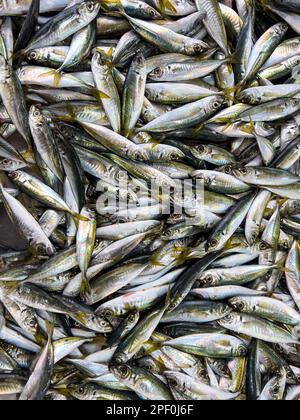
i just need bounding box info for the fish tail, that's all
[80,275,91,299]
[45,320,54,341]
[145,342,163,355]
[12,48,27,61]
[159,0,177,14]
[35,328,47,346]
[72,212,90,222]
[89,87,110,100]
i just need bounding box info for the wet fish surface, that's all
[0,0,299,402]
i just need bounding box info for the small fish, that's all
[0,0,299,402]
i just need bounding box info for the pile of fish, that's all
[0,0,300,401]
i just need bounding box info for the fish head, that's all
[192,170,211,186]
[7,170,24,183]
[149,66,165,81]
[78,0,101,20]
[128,146,149,162]
[165,371,187,393]
[192,144,211,159]
[131,52,146,76]
[110,363,133,380]
[29,105,46,127]
[287,55,300,69]
[22,312,38,336]
[196,271,219,287]
[272,22,288,38]
[286,98,300,111]
[145,5,162,19]
[228,297,248,312]
[218,311,239,327]
[91,314,113,333]
[92,51,109,72]
[231,165,252,180]
[184,40,208,56]
[252,240,272,254]
[207,96,225,113]
[126,310,140,326]
[205,233,223,253]
[26,50,42,64]
[268,368,287,400]
[237,91,257,105]
[68,382,93,400]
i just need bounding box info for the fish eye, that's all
[78,386,85,395]
[274,344,283,353]
[103,309,113,318]
[135,55,144,65]
[223,313,233,322]
[204,274,214,285]
[29,52,37,60]
[196,145,205,153]
[239,168,248,175]
[236,302,245,311]
[153,67,162,76]
[128,314,136,323]
[149,8,156,16]
[281,240,289,249]
[259,241,269,251]
[168,378,178,388]
[87,2,95,11]
[208,239,218,248]
[168,302,177,311]
[132,151,144,161]
[237,345,247,356]
[224,165,232,174]
[8,171,18,180]
[29,319,37,328]
[193,44,202,53]
[213,101,221,109]
[119,365,129,376]
[33,109,41,118]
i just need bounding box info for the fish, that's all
[0,0,299,402]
